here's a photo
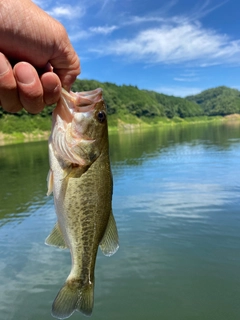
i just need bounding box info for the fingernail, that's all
[0,54,9,76]
[15,63,35,85]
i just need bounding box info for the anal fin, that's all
[100,211,119,256]
[45,222,68,249]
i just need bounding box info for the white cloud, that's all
[69,25,117,42]
[124,16,166,25]
[174,77,200,82]
[47,5,85,19]
[173,70,200,83]
[89,25,118,35]
[69,31,90,41]
[97,21,240,66]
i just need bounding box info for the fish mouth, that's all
[54,88,103,124]
[63,88,102,112]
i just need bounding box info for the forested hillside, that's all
[0,80,239,135]
[186,86,240,116]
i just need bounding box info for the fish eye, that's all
[97,111,106,123]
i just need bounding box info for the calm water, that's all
[0,123,240,320]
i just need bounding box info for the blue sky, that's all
[34,0,240,97]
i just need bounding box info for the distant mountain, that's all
[186,86,240,116]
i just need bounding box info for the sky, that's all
[34,0,240,97]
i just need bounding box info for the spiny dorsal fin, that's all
[100,211,119,256]
[45,223,68,249]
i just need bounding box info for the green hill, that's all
[186,86,240,116]
[0,80,240,136]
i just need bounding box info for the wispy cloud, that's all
[46,5,85,19]
[98,0,112,13]
[69,25,117,42]
[173,70,200,83]
[69,30,91,41]
[124,16,166,25]
[96,21,240,66]
[187,0,230,22]
[175,71,200,81]
[174,77,200,82]
[89,25,118,35]
[118,0,229,27]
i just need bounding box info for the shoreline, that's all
[0,131,50,147]
[1,114,240,147]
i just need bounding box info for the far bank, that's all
[0,114,239,146]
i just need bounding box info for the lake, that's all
[0,122,240,320]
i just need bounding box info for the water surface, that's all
[0,122,240,320]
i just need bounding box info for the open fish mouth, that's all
[53,88,103,126]
[62,88,103,112]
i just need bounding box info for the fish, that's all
[46,88,119,319]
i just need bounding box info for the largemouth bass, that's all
[46,88,119,319]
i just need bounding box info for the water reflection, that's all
[0,141,49,224]
[0,122,240,320]
[1,122,240,223]
[110,122,240,165]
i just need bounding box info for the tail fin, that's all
[51,280,94,319]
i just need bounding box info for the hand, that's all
[0,0,80,114]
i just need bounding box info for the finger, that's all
[53,53,80,91]
[49,26,80,90]
[14,62,45,114]
[0,53,23,113]
[40,72,61,105]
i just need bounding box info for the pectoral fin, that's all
[100,211,119,256]
[45,222,68,249]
